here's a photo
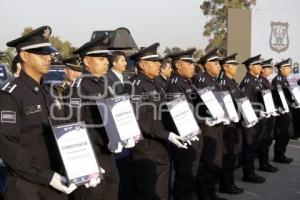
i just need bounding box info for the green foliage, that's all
[200,0,256,55]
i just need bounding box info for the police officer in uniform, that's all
[66,35,119,200]
[257,59,278,172]
[195,48,226,200]
[165,49,207,200]
[155,57,172,91]
[0,26,76,200]
[239,55,266,183]
[55,56,83,96]
[272,58,293,164]
[129,43,187,200]
[218,53,244,194]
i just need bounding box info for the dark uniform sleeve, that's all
[240,82,256,102]
[133,86,170,141]
[0,92,53,185]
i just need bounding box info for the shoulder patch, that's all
[1,111,16,123]
[1,81,17,93]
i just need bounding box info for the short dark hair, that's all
[11,55,21,73]
[160,58,171,69]
[110,51,125,68]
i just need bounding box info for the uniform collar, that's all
[246,72,258,81]
[205,72,218,82]
[20,70,42,93]
[278,74,287,81]
[138,72,155,83]
[83,69,104,83]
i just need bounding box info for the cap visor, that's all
[143,57,163,62]
[66,64,83,72]
[85,53,111,57]
[25,46,57,55]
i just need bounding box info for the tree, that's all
[163,47,183,55]
[200,0,256,56]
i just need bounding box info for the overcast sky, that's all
[0,0,298,53]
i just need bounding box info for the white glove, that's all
[115,142,123,153]
[271,112,280,117]
[123,138,135,148]
[84,177,101,188]
[185,136,200,145]
[108,142,123,153]
[277,107,287,114]
[223,119,230,125]
[100,167,106,174]
[260,111,270,118]
[168,132,187,149]
[50,172,77,194]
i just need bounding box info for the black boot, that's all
[259,163,278,173]
[243,173,265,183]
[219,184,244,194]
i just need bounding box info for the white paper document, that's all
[289,85,300,106]
[197,88,226,121]
[278,88,290,112]
[96,95,142,152]
[236,97,258,128]
[215,91,239,123]
[261,90,277,114]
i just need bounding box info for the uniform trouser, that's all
[219,125,242,187]
[242,124,260,176]
[274,113,291,158]
[2,175,68,200]
[292,108,300,139]
[70,151,120,200]
[115,149,133,200]
[200,124,223,195]
[258,117,274,166]
[171,137,204,200]
[131,152,170,200]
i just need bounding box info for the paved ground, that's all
[219,139,300,200]
[0,140,299,199]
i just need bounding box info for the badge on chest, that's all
[24,105,42,115]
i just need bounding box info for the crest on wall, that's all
[269,22,289,53]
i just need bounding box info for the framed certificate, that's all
[278,88,290,112]
[214,91,239,123]
[51,121,102,186]
[197,88,226,124]
[235,97,258,128]
[261,89,277,114]
[288,85,300,107]
[96,95,142,150]
[166,95,201,141]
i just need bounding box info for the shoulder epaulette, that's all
[276,76,281,81]
[219,79,226,86]
[71,77,82,88]
[133,79,141,86]
[171,77,178,84]
[1,81,17,93]
[199,76,205,82]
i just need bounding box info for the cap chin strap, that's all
[20,43,51,50]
